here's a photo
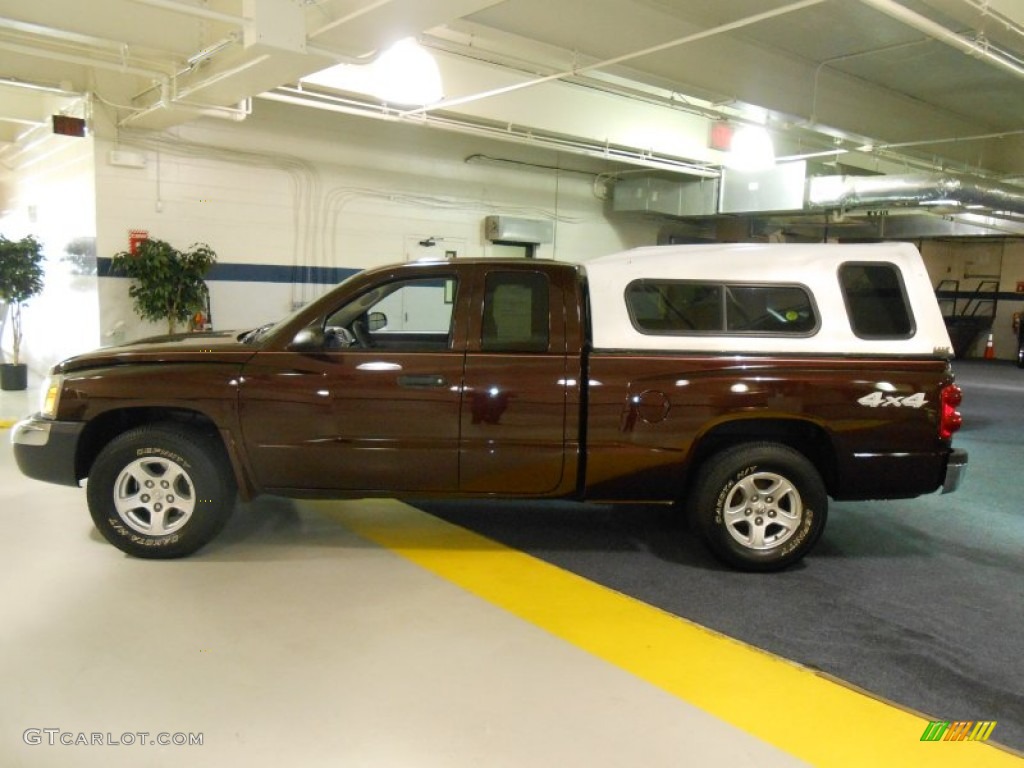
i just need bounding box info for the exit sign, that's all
[52,115,87,137]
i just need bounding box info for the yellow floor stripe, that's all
[0,419,15,429]
[320,499,1022,767]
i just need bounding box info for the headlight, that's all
[39,374,63,419]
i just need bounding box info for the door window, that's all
[325,276,457,351]
[481,271,550,352]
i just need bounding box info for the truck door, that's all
[239,271,465,493]
[458,266,572,494]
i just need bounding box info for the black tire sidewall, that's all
[693,443,827,571]
[87,425,234,559]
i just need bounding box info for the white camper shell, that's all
[584,242,952,358]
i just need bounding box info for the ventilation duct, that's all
[807,174,1024,217]
[613,171,1024,229]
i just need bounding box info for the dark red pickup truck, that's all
[12,243,966,570]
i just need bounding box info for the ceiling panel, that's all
[0,0,1021,206]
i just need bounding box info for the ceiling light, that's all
[725,125,775,172]
[372,38,443,106]
[301,37,443,107]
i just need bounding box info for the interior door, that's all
[239,273,465,493]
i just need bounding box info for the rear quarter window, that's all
[839,262,915,338]
[625,280,818,336]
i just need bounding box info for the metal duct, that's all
[807,173,1024,216]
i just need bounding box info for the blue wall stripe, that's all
[89,260,1024,300]
[96,257,359,285]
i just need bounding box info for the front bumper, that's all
[941,448,968,494]
[11,417,84,487]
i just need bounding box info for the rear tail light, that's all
[939,383,963,440]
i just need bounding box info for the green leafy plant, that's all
[0,234,45,366]
[111,238,216,335]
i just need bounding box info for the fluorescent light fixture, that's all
[301,37,443,107]
[725,125,775,171]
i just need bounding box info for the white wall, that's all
[96,99,658,343]
[0,135,99,376]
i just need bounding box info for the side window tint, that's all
[726,285,817,333]
[481,271,550,352]
[626,281,721,332]
[839,263,914,338]
[324,276,456,351]
[626,280,816,335]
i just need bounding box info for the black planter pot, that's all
[0,363,28,391]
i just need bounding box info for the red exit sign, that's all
[52,115,87,137]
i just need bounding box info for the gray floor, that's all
[2,364,1022,766]
[1,385,807,768]
[420,360,1024,752]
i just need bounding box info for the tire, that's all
[690,442,827,572]
[86,424,236,559]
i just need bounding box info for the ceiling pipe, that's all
[126,0,246,27]
[0,15,134,53]
[260,88,720,178]
[0,39,170,83]
[400,0,828,117]
[858,0,1024,79]
[309,0,400,40]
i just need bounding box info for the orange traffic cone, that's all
[984,333,995,359]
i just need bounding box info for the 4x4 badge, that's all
[857,391,928,408]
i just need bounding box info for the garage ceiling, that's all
[1,0,1023,234]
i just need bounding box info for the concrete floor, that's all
[1,379,1018,767]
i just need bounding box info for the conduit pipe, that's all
[859,0,1024,79]
[127,0,246,27]
[260,88,720,178]
[0,39,170,85]
[0,16,132,53]
[309,0,400,40]
[401,0,827,117]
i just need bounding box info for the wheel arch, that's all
[683,417,837,497]
[75,407,254,499]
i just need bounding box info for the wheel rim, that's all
[112,457,196,536]
[721,471,803,550]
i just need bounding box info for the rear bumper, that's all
[941,448,968,494]
[11,417,83,487]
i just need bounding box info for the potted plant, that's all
[0,234,45,391]
[111,238,216,335]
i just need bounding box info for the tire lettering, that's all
[780,508,814,557]
[108,517,181,547]
[134,447,190,467]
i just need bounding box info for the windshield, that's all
[238,272,363,344]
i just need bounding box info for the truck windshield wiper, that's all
[241,323,275,344]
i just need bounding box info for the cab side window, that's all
[481,271,550,352]
[324,276,457,351]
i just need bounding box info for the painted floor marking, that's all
[320,499,1022,767]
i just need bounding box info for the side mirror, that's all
[288,327,324,352]
[368,311,387,332]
